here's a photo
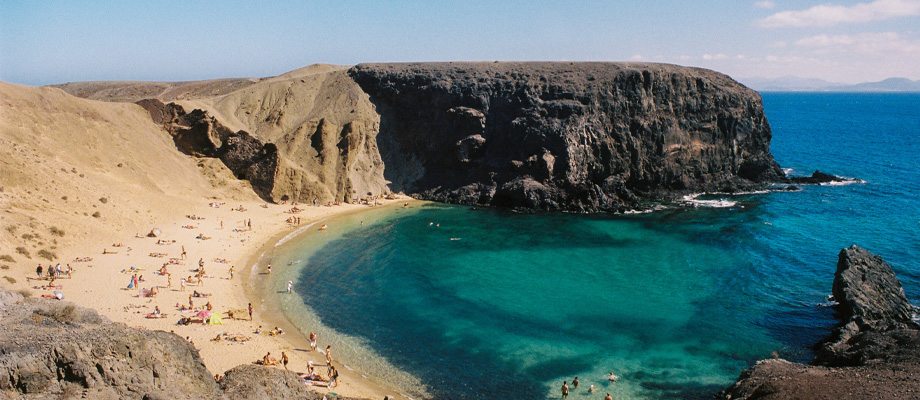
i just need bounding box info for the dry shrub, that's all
[0,254,13,262]
[15,247,30,258]
[49,226,65,237]
[99,197,108,204]
[17,288,32,298]
[5,225,16,235]
[2,276,15,284]
[37,249,57,261]
[92,211,101,218]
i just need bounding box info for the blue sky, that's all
[1,0,918,86]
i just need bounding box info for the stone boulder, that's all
[721,246,920,399]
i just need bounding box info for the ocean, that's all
[264,93,920,399]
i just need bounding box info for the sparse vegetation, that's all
[22,233,35,240]
[117,163,124,167]
[5,225,16,235]
[92,211,101,218]
[61,195,68,201]
[38,249,57,261]
[35,304,78,324]
[0,265,9,270]
[50,226,65,237]
[79,174,84,178]
[99,197,108,204]
[3,276,15,284]
[0,255,13,262]
[16,247,30,258]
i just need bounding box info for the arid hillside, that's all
[0,81,254,272]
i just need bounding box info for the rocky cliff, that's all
[350,62,783,211]
[721,246,920,399]
[0,288,364,400]
[58,62,784,211]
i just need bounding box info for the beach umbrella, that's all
[196,310,212,318]
[147,228,162,237]
[53,291,64,300]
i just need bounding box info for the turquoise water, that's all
[272,93,920,399]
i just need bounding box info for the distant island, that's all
[739,76,920,92]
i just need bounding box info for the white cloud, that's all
[755,1,776,9]
[758,0,920,28]
[702,53,729,60]
[630,54,646,61]
[794,31,920,54]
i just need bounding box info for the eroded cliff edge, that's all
[58,62,785,211]
[350,62,783,211]
[721,246,920,399]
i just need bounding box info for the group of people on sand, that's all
[35,263,73,289]
[561,373,618,399]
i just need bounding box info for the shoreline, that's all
[241,199,425,400]
[1,194,419,400]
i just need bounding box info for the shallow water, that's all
[266,93,920,399]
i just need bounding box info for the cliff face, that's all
[350,62,783,211]
[133,66,389,204]
[59,62,784,211]
[721,246,920,399]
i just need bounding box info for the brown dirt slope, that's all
[0,81,254,276]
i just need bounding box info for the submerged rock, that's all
[788,170,862,185]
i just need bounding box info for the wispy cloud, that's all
[630,54,646,61]
[754,1,776,9]
[758,0,920,28]
[794,31,920,54]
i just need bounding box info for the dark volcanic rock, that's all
[0,289,219,400]
[815,245,919,365]
[0,288,368,400]
[137,100,279,200]
[350,62,783,211]
[721,246,920,399]
[788,170,862,185]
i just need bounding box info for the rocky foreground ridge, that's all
[0,288,364,400]
[56,62,791,212]
[721,246,920,399]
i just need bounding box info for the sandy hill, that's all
[53,64,389,206]
[0,81,256,270]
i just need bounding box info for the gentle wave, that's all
[275,222,317,247]
[681,194,737,208]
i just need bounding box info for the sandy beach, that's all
[6,195,417,399]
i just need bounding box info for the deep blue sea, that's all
[267,93,920,399]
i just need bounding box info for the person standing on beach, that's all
[309,332,317,351]
[287,281,293,293]
[267,264,272,273]
[181,245,187,260]
[36,265,42,279]
[281,351,289,370]
[248,303,253,320]
[325,345,333,365]
[229,265,234,280]
[561,381,569,398]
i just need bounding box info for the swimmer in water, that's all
[608,371,619,381]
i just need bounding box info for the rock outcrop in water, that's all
[350,62,784,211]
[0,288,364,400]
[721,246,920,399]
